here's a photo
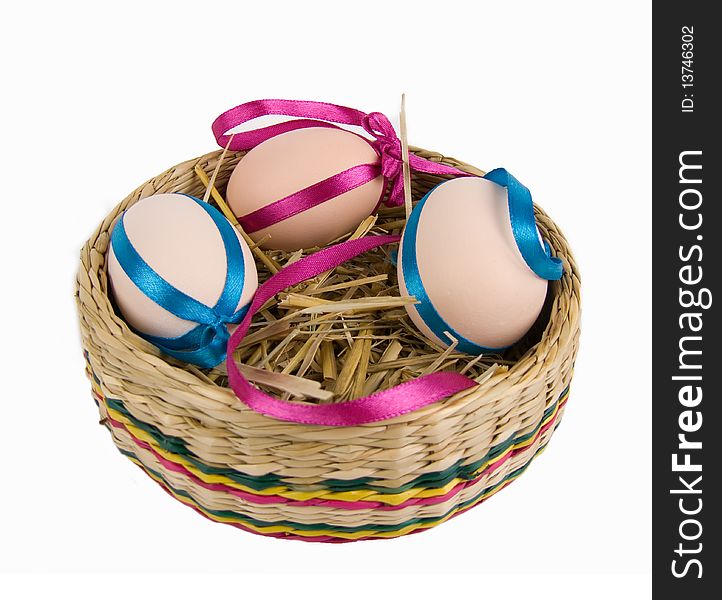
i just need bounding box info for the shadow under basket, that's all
[76,146,581,542]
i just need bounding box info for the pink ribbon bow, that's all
[211,99,469,232]
[360,111,405,206]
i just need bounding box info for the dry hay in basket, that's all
[189,170,546,406]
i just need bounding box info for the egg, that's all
[397,177,548,354]
[226,127,385,251]
[107,193,258,367]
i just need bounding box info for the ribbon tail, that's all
[483,168,563,281]
[384,175,406,208]
[157,331,231,369]
[408,153,469,177]
[225,234,480,425]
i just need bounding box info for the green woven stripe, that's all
[106,389,566,495]
[119,437,552,535]
[106,398,284,488]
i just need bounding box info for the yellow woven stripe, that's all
[129,449,545,540]
[108,392,564,507]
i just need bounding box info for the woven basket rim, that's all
[77,145,581,427]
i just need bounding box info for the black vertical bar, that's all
[653,2,720,597]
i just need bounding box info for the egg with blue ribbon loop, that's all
[397,169,563,355]
[107,193,258,368]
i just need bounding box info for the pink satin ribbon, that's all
[212,99,470,233]
[226,235,478,426]
[237,164,381,234]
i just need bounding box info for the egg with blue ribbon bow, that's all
[107,193,258,368]
[397,170,563,354]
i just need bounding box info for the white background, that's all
[1,1,651,597]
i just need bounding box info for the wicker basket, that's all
[76,146,581,542]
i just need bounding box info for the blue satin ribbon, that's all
[483,168,563,281]
[401,169,563,355]
[110,194,249,368]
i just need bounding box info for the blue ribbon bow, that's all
[110,194,249,368]
[401,168,564,355]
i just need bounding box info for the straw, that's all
[193,162,280,274]
[399,94,413,221]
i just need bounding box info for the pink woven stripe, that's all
[102,392,566,512]
[140,447,530,544]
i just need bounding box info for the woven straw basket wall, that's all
[76,146,581,542]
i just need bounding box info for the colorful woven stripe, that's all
[89,365,567,502]
[87,361,568,541]
[123,443,551,542]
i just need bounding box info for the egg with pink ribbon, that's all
[397,171,563,354]
[226,127,384,251]
[212,99,471,252]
